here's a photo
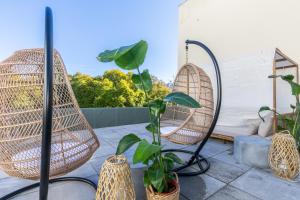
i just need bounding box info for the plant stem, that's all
[137,67,156,143]
[137,67,169,192]
[292,109,299,137]
[158,114,161,145]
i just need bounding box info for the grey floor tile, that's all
[0,170,8,179]
[180,195,190,200]
[131,168,147,200]
[3,125,300,200]
[0,177,36,197]
[86,174,99,185]
[230,168,300,200]
[205,158,247,183]
[91,141,116,158]
[179,174,226,200]
[89,156,108,174]
[213,150,251,171]
[161,139,188,150]
[63,162,97,178]
[185,139,232,158]
[13,182,96,200]
[207,185,260,200]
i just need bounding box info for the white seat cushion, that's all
[160,126,179,136]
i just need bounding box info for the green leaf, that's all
[146,123,159,134]
[143,170,151,188]
[268,75,279,79]
[289,81,300,96]
[97,40,148,70]
[115,41,148,70]
[132,69,153,92]
[133,139,162,164]
[149,99,166,117]
[116,134,141,155]
[291,104,296,110]
[258,106,271,112]
[281,75,295,81]
[163,156,174,172]
[272,75,300,96]
[97,49,118,62]
[147,162,165,193]
[164,152,184,164]
[164,92,201,108]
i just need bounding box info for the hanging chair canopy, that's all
[0,49,99,180]
[161,63,214,145]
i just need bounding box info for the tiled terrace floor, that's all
[0,123,299,200]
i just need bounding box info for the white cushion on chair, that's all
[160,126,179,136]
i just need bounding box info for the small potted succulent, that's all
[259,74,300,180]
[97,40,200,199]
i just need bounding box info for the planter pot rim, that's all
[146,173,180,196]
[105,154,127,165]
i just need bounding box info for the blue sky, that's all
[0,0,183,82]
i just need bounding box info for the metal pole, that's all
[39,7,53,200]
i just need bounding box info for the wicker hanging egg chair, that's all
[0,49,99,180]
[161,63,214,145]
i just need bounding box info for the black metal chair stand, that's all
[162,40,222,176]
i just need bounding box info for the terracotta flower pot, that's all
[145,173,180,200]
[269,131,300,180]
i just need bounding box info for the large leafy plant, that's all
[97,40,201,193]
[259,74,300,151]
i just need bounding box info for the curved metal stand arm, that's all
[162,40,222,176]
[185,40,222,162]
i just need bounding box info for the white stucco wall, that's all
[178,0,300,68]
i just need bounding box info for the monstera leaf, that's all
[97,40,148,70]
[164,92,201,108]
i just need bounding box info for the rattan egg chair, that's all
[0,48,99,180]
[0,8,99,200]
[161,63,214,145]
[161,40,222,176]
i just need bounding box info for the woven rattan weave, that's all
[0,49,99,180]
[269,131,300,180]
[96,155,135,200]
[161,63,214,145]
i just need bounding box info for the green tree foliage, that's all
[149,78,171,101]
[70,69,170,108]
[69,73,102,108]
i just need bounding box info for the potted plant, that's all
[97,40,201,199]
[258,74,300,151]
[259,74,300,180]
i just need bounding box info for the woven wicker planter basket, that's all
[269,131,300,180]
[96,155,135,200]
[146,174,180,200]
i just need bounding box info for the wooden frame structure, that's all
[272,48,299,133]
